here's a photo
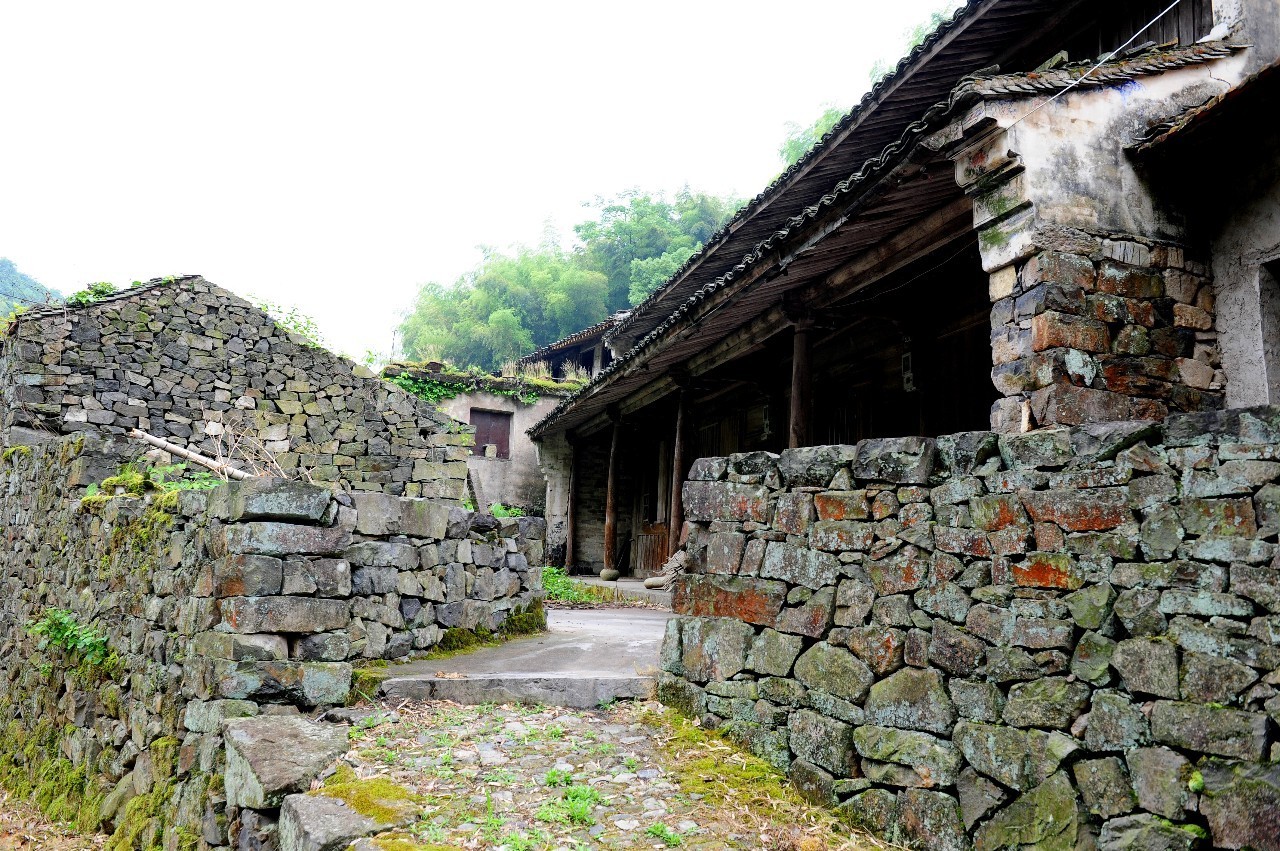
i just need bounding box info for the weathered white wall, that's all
[1211,153,1280,407]
[439,391,564,513]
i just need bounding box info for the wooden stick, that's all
[127,428,254,480]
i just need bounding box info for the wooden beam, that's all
[564,438,577,571]
[603,416,621,576]
[789,321,813,448]
[667,391,689,558]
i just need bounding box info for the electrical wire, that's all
[1007,0,1187,129]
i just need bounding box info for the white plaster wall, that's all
[1212,165,1280,407]
[438,391,565,512]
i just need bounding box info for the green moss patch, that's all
[312,776,422,825]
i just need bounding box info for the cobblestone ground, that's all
[338,700,883,851]
[0,789,102,850]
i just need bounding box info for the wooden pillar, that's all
[603,415,622,576]
[789,320,813,448]
[564,435,577,572]
[667,391,689,558]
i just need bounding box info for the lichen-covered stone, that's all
[677,616,755,683]
[1086,691,1150,752]
[1111,638,1180,698]
[864,668,955,734]
[789,709,856,775]
[779,445,857,488]
[928,621,986,677]
[1197,760,1280,851]
[852,725,960,788]
[1073,757,1135,819]
[746,628,803,676]
[672,574,787,627]
[1003,677,1091,729]
[1071,631,1117,686]
[1150,701,1269,760]
[210,478,333,524]
[760,540,837,589]
[954,721,1077,791]
[1179,650,1257,703]
[793,642,874,704]
[1126,747,1191,820]
[852,436,936,484]
[897,789,968,851]
[1097,814,1199,851]
[974,772,1079,851]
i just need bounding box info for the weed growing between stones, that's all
[1,444,31,463]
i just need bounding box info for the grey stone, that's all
[789,709,856,775]
[1097,814,1198,851]
[1126,747,1191,820]
[1112,637,1180,698]
[214,554,284,597]
[746,629,803,677]
[779,444,856,488]
[793,642,874,704]
[845,625,906,675]
[974,772,1079,851]
[1072,631,1117,686]
[184,699,259,733]
[1114,588,1168,636]
[897,789,968,851]
[1003,677,1091,729]
[1074,757,1135,819]
[678,617,754,682]
[211,478,333,523]
[958,767,1007,830]
[1065,583,1115,630]
[760,540,837,589]
[928,621,986,677]
[222,716,350,809]
[1085,691,1150,752]
[278,794,380,851]
[916,582,973,623]
[1000,427,1073,469]
[863,668,956,734]
[222,522,351,557]
[937,431,1000,475]
[344,541,419,569]
[954,721,1078,791]
[950,679,1006,722]
[966,603,1016,644]
[220,597,350,634]
[349,492,402,535]
[1150,700,1269,760]
[852,436,936,484]
[1179,650,1257,703]
[1198,760,1280,851]
[852,725,960,788]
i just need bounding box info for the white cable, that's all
[1008,0,1186,128]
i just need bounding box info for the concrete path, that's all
[380,608,672,709]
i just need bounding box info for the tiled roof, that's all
[1131,53,1279,152]
[515,313,624,365]
[528,40,1239,439]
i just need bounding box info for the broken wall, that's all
[661,409,1280,851]
[0,429,544,849]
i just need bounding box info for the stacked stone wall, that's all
[0,430,544,849]
[661,408,1280,851]
[0,276,470,498]
[986,233,1225,433]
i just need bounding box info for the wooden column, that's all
[789,319,814,448]
[667,391,689,558]
[564,435,577,572]
[603,415,622,576]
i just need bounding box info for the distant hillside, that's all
[0,258,61,313]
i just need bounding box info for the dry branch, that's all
[127,428,253,480]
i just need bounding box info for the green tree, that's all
[0,258,61,313]
[396,188,736,370]
[868,4,960,85]
[778,105,846,168]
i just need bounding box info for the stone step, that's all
[380,673,655,709]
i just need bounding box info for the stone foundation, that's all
[0,430,545,848]
[661,408,1280,851]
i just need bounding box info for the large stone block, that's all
[678,617,754,683]
[1031,310,1110,353]
[937,431,1000,475]
[1002,677,1090,729]
[1097,815,1198,851]
[866,545,930,595]
[897,789,968,851]
[974,772,1080,851]
[682,481,770,523]
[852,437,936,484]
[1086,691,1150,752]
[789,709,856,775]
[811,520,875,552]
[778,445,856,488]
[214,554,284,597]
[344,541,419,568]
[217,661,353,706]
[350,492,402,535]
[794,642,874,704]
[814,490,870,521]
[220,596,350,634]
[671,575,786,627]
[210,478,333,523]
[223,716,350,809]
[760,540,837,589]
[1012,551,1084,590]
[1150,701,1269,761]
[863,668,955,734]
[1198,760,1280,851]
[954,721,1078,793]
[746,628,803,677]
[223,522,351,557]
[1111,638,1179,699]
[1073,757,1135,819]
[400,499,450,539]
[853,725,960,788]
[1020,487,1130,532]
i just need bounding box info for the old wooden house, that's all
[530,0,1280,576]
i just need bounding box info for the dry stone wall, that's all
[660,407,1280,851]
[0,429,544,849]
[0,276,470,498]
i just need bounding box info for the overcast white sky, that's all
[1,1,958,358]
